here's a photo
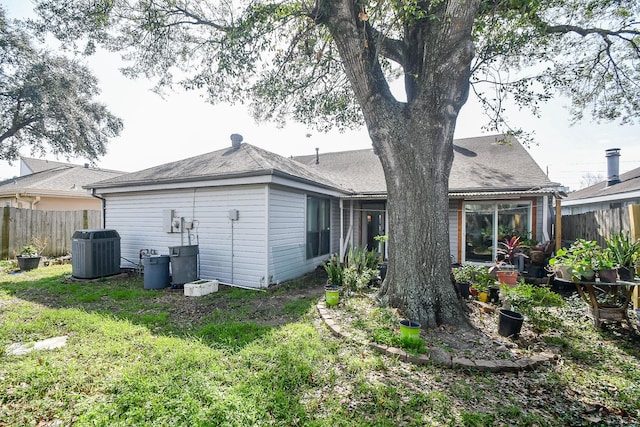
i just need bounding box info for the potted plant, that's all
[548,239,600,282]
[606,231,640,281]
[16,244,42,271]
[474,281,489,302]
[496,235,529,273]
[595,248,617,283]
[323,254,343,306]
[374,234,388,280]
[452,264,474,299]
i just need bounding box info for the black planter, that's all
[598,269,617,283]
[489,287,500,303]
[456,281,470,299]
[498,309,524,339]
[618,266,634,281]
[17,255,41,271]
[378,262,388,281]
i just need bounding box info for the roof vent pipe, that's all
[315,147,319,164]
[605,148,621,187]
[230,133,243,149]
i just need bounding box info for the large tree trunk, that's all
[374,113,467,328]
[324,0,479,328]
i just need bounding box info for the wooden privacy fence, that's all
[1,207,101,259]
[561,205,640,247]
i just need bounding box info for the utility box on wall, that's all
[163,209,180,233]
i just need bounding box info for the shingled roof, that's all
[295,134,558,195]
[563,166,640,202]
[88,143,347,192]
[20,157,75,175]
[0,163,123,196]
[86,134,558,196]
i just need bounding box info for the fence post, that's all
[555,195,562,252]
[1,207,9,259]
[629,205,640,310]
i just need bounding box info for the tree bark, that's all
[324,0,480,328]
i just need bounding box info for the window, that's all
[307,196,331,259]
[464,201,531,263]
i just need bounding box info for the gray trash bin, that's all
[142,255,170,290]
[169,245,199,286]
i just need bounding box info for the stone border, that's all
[316,301,556,373]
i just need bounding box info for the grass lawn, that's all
[1,264,639,426]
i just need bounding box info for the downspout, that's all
[91,189,106,228]
[15,193,37,209]
[555,193,562,252]
[339,199,344,260]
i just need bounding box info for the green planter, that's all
[325,285,340,306]
[399,319,421,339]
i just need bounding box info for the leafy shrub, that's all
[502,284,564,311]
[323,254,343,286]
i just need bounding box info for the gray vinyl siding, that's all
[330,199,341,255]
[448,199,459,263]
[267,187,306,284]
[534,196,546,242]
[104,185,268,288]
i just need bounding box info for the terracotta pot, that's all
[497,270,518,286]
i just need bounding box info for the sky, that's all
[2,1,639,192]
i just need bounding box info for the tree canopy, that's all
[28,0,640,327]
[0,7,123,163]
[30,0,640,133]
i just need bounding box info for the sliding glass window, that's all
[307,196,331,259]
[464,202,531,263]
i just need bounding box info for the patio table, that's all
[555,277,640,328]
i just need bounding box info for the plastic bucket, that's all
[498,309,524,338]
[325,286,340,306]
[399,320,421,339]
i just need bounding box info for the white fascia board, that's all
[91,174,347,198]
[91,175,273,195]
[270,175,346,198]
[11,189,94,199]
[562,189,640,206]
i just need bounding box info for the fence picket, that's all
[561,205,635,246]
[0,207,101,258]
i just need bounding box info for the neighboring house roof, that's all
[295,134,559,195]
[20,157,77,175]
[563,166,640,206]
[86,134,558,197]
[0,163,124,198]
[88,143,347,192]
